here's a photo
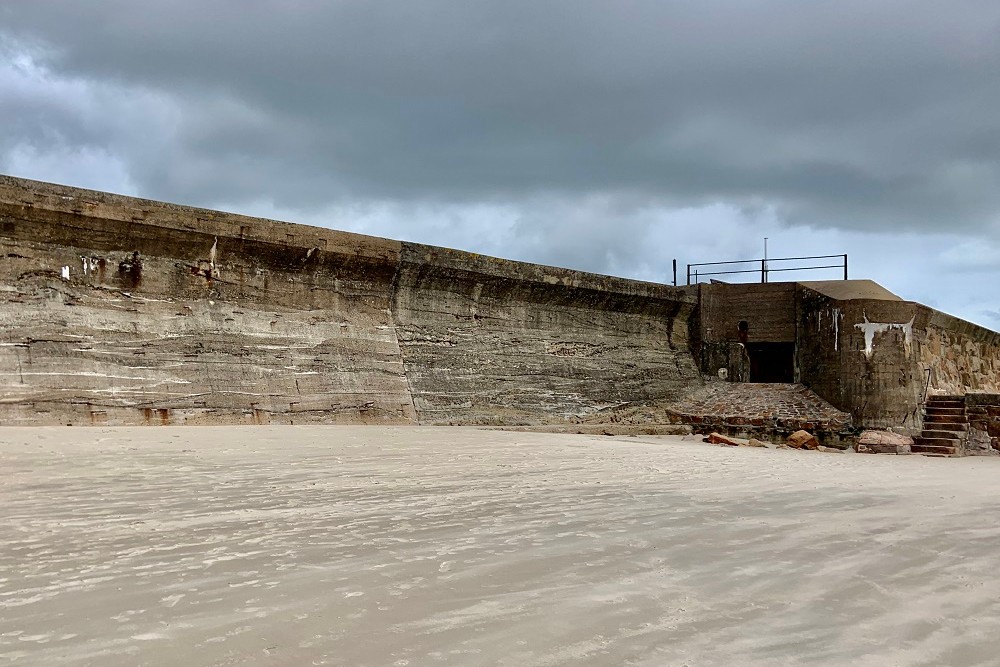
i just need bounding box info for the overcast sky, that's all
[2,1,999,327]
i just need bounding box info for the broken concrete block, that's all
[857,430,912,454]
[705,432,744,446]
[787,430,819,450]
[858,430,913,447]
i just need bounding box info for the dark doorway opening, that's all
[746,342,795,383]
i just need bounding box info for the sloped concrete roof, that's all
[797,279,903,301]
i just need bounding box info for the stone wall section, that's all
[919,308,1000,395]
[964,394,1000,454]
[0,176,701,426]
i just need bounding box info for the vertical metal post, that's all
[672,259,677,286]
[761,259,766,283]
[763,237,768,283]
[843,254,848,280]
[686,264,691,285]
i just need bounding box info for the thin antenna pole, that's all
[763,237,768,283]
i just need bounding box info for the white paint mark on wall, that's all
[854,313,914,359]
[833,309,841,351]
[80,256,100,276]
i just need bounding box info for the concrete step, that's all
[927,422,968,432]
[927,397,964,405]
[928,394,965,402]
[924,413,968,424]
[914,436,961,447]
[912,444,958,455]
[921,429,964,440]
[925,406,966,416]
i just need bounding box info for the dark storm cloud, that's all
[3,0,1000,230]
[3,1,1000,328]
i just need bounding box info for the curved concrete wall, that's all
[0,176,700,425]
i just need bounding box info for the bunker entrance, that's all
[746,342,795,383]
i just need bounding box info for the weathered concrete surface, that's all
[0,175,700,426]
[797,287,1000,431]
[3,174,996,432]
[697,282,797,345]
[797,279,902,301]
[6,426,1000,666]
[395,243,699,424]
[0,176,411,426]
[798,295,927,430]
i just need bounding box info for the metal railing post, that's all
[843,254,848,280]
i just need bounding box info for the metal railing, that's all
[685,254,848,285]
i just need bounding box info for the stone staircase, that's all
[913,396,968,456]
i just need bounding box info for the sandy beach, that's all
[3,426,1000,666]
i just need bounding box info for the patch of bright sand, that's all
[2,426,999,666]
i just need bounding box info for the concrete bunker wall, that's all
[797,292,924,429]
[0,176,701,426]
[696,283,797,383]
[698,282,1000,431]
[797,287,1000,430]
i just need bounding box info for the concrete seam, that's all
[390,244,421,425]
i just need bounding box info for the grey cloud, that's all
[2,1,1000,229]
[1,1,999,329]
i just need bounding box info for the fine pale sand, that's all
[3,427,1000,666]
